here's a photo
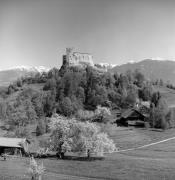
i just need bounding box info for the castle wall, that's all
[64,48,94,67]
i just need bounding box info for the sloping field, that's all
[107,125,175,149]
[2,143,175,180]
[1,127,175,180]
[154,85,175,107]
[122,137,175,159]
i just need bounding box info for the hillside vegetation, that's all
[111,59,175,85]
[153,85,175,107]
[0,63,174,142]
[1,63,175,180]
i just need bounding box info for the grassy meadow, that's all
[1,127,175,180]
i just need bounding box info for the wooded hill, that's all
[0,63,174,138]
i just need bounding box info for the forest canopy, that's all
[0,64,172,133]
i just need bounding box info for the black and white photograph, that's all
[1,0,175,179]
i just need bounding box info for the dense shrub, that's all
[150,96,169,129]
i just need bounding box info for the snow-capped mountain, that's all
[0,66,50,86]
[4,66,50,73]
[96,63,117,70]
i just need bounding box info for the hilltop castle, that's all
[62,48,94,67]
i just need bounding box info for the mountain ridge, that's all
[0,66,50,73]
[1,59,175,86]
[110,59,175,84]
[0,66,50,86]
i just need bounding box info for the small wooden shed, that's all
[0,137,30,156]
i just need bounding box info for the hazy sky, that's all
[1,0,175,69]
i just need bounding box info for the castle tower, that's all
[66,47,74,65]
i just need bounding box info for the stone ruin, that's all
[62,48,94,68]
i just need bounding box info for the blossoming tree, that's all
[49,114,116,158]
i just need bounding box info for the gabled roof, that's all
[0,137,30,148]
[121,106,150,119]
[121,109,135,119]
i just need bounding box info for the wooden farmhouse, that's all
[0,137,30,156]
[117,105,150,126]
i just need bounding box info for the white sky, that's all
[1,0,175,69]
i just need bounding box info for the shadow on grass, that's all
[0,159,6,161]
[62,155,105,161]
[36,154,105,161]
[149,129,164,132]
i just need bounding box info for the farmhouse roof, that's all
[121,109,134,119]
[121,106,150,119]
[0,137,30,148]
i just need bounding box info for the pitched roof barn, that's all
[0,137,30,148]
[0,137,30,154]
